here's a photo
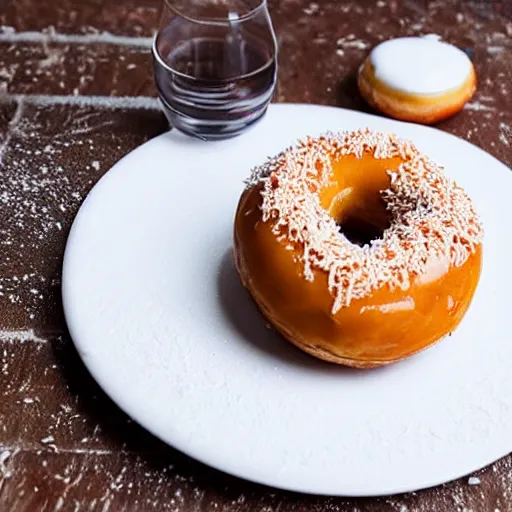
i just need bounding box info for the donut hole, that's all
[337,208,390,247]
[335,198,391,247]
[321,155,399,247]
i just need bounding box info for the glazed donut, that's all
[234,130,483,368]
[358,36,477,124]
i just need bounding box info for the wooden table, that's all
[0,1,511,510]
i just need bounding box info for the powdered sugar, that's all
[248,130,483,313]
[0,26,153,48]
[0,98,118,322]
[2,94,160,110]
[0,329,46,343]
[0,449,17,479]
[0,100,25,166]
[500,122,511,147]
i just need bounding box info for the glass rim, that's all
[162,0,268,24]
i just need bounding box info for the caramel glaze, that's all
[357,59,477,125]
[234,154,483,368]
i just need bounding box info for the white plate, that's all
[62,103,512,497]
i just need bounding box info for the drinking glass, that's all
[152,0,278,140]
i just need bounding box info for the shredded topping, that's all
[246,129,483,313]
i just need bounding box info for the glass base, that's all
[157,97,270,141]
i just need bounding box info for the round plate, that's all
[62,103,512,496]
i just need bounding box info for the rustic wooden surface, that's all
[0,0,511,510]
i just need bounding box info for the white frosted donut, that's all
[358,36,477,124]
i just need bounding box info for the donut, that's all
[233,130,483,368]
[358,36,477,125]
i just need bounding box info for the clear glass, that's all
[152,0,278,141]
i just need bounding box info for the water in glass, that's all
[152,0,278,140]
